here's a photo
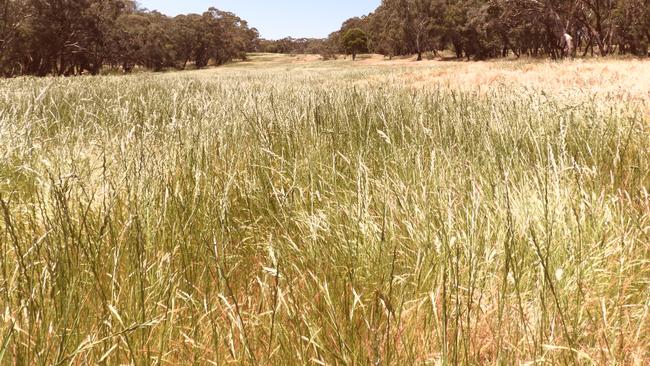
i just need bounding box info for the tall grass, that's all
[0,64,649,365]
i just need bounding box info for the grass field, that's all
[1,54,649,365]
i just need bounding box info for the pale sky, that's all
[137,1,380,39]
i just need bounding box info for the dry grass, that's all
[223,54,650,103]
[0,54,649,365]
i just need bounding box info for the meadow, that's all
[0,54,649,365]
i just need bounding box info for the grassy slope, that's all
[0,55,649,365]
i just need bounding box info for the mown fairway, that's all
[1,55,649,365]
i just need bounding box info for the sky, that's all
[137,1,381,39]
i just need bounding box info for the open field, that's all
[224,54,650,104]
[1,54,649,365]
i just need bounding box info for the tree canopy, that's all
[326,0,650,60]
[0,0,259,76]
[341,28,369,60]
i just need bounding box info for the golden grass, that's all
[215,54,650,107]
[0,54,648,365]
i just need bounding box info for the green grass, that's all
[0,59,649,365]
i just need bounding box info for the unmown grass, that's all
[0,58,648,364]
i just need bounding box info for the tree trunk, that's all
[582,37,592,57]
[415,32,423,61]
[454,43,463,58]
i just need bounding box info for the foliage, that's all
[341,28,369,60]
[0,0,259,76]
[331,0,650,60]
[258,37,327,55]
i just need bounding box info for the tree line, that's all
[328,0,650,60]
[258,37,329,55]
[0,0,259,77]
[3,0,648,77]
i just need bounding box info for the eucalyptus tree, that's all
[0,0,259,76]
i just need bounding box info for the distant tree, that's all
[171,14,203,69]
[341,28,368,60]
[203,8,255,65]
[0,0,26,76]
[329,0,650,61]
[610,0,649,56]
[258,37,329,55]
[0,1,259,77]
